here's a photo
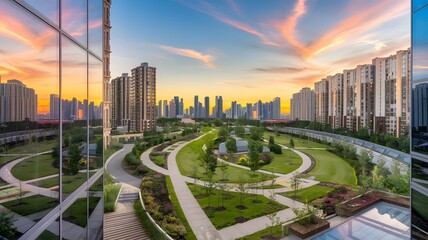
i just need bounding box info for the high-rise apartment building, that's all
[157,100,163,118]
[356,64,375,132]
[0,0,109,239]
[169,99,176,118]
[373,49,411,137]
[179,98,184,116]
[246,103,252,119]
[272,97,281,120]
[163,100,169,118]
[0,79,37,123]
[174,96,179,116]
[129,62,156,132]
[231,101,237,119]
[194,95,199,118]
[328,73,344,128]
[111,73,130,128]
[343,69,357,131]
[411,2,428,238]
[290,87,316,122]
[314,79,329,125]
[216,96,223,118]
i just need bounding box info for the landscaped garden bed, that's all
[140,171,187,239]
[188,183,287,229]
[288,217,330,239]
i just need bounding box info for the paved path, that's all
[0,151,59,198]
[106,144,141,188]
[140,146,170,175]
[167,134,224,240]
[104,202,150,240]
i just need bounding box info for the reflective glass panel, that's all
[88,0,103,57]
[23,0,59,24]
[0,1,60,238]
[61,0,87,46]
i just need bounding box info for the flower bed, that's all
[288,217,330,239]
[312,185,356,216]
[336,192,381,217]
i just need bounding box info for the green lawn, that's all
[2,195,58,216]
[260,150,302,174]
[31,172,94,193]
[63,197,100,227]
[412,190,428,226]
[177,131,275,183]
[0,156,20,165]
[264,133,331,149]
[188,183,287,229]
[256,184,285,189]
[104,140,124,162]
[300,149,357,186]
[279,185,334,203]
[0,139,57,165]
[150,154,166,168]
[11,154,58,181]
[165,176,197,240]
[239,224,284,240]
[36,230,59,240]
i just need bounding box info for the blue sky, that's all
[110,0,410,113]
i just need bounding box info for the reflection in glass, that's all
[411,82,428,153]
[23,0,59,24]
[411,189,428,237]
[0,1,60,238]
[412,5,428,83]
[412,158,428,181]
[89,0,103,57]
[61,0,87,46]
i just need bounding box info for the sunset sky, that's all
[111,0,410,114]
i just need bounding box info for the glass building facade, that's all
[0,0,109,239]
[412,1,428,239]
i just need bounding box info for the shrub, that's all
[226,138,237,152]
[269,144,282,154]
[125,152,140,168]
[292,204,324,226]
[136,165,150,175]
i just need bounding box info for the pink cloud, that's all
[160,45,215,68]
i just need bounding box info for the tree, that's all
[205,171,216,208]
[249,127,264,140]
[219,162,229,182]
[67,143,81,175]
[266,189,280,234]
[236,173,249,207]
[0,212,17,239]
[225,138,237,152]
[235,125,245,138]
[289,139,295,148]
[291,171,302,197]
[358,150,372,175]
[356,127,370,140]
[269,136,275,145]
[248,143,260,171]
[218,126,229,142]
[202,144,217,173]
[213,118,223,127]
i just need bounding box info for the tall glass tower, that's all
[411,1,428,239]
[0,0,109,239]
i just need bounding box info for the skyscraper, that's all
[174,96,179,116]
[205,96,210,118]
[272,97,281,120]
[231,101,237,119]
[246,103,252,120]
[290,88,315,121]
[194,95,199,118]
[356,64,375,132]
[314,79,329,125]
[129,62,156,132]
[328,73,344,128]
[50,94,60,120]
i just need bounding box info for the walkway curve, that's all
[106,144,141,188]
[0,151,58,198]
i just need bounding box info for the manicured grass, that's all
[5,139,57,155]
[260,150,302,174]
[279,185,334,203]
[63,197,100,227]
[256,184,285,189]
[11,154,58,181]
[150,154,166,167]
[104,140,124,162]
[2,195,58,216]
[177,131,275,183]
[165,176,197,240]
[31,172,94,193]
[36,230,59,240]
[412,190,428,223]
[239,224,284,240]
[300,149,357,186]
[0,156,20,165]
[104,184,121,213]
[188,183,287,229]
[264,133,331,149]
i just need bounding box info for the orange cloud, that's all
[277,0,307,54]
[160,45,216,68]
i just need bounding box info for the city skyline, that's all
[110,0,409,113]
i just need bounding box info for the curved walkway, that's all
[106,144,141,188]
[0,151,58,198]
